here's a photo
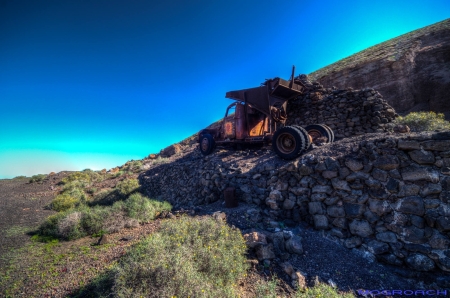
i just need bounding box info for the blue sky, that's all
[0,0,449,178]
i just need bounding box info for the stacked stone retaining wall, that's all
[141,132,450,273]
[286,86,397,138]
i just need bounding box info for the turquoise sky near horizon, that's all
[1,0,449,179]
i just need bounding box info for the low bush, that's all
[86,187,97,195]
[51,193,81,212]
[125,193,172,222]
[123,160,143,173]
[112,216,248,298]
[29,174,47,183]
[116,178,140,197]
[61,170,101,185]
[397,111,450,132]
[62,180,89,192]
[39,195,171,240]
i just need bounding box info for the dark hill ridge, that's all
[309,18,450,118]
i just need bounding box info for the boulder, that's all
[285,235,304,254]
[331,178,351,191]
[243,232,268,248]
[401,165,439,182]
[367,240,389,254]
[408,150,435,165]
[343,203,365,218]
[422,140,450,151]
[345,158,364,172]
[373,156,400,170]
[392,196,425,216]
[376,231,397,243]
[327,206,345,218]
[313,215,329,230]
[405,254,435,271]
[256,244,276,260]
[398,140,420,150]
[349,219,373,237]
[283,199,296,210]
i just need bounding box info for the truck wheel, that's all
[292,125,312,150]
[272,126,305,160]
[199,133,215,155]
[305,124,333,144]
[320,124,335,142]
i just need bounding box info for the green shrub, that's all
[39,194,170,240]
[112,216,248,298]
[123,160,143,173]
[116,178,140,197]
[29,174,47,183]
[125,193,172,222]
[397,111,450,132]
[79,206,110,236]
[62,180,89,192]
[51,193,81,212]
[13,175,27,180]
[39,212,70,238]
[86,187,97,195]
[62,170,101,185]
[255,275,278,297]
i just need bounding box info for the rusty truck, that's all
[198,66,334,160]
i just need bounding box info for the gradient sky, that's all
[1,0,449,178]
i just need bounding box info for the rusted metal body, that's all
[198,66,335,160]
[199,67,306,146]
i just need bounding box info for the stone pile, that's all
[286,83,397,138]
[140,132,450,273]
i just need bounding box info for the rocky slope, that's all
[309,18,450,118]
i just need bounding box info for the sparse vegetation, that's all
[40,194,171,240]
[295,282,354,297]
[255,275,279,297]
[61,170,101,185]
[123,193,171,222]
[396,111,450,132]
[29,174,47,183]
[51,193,82,212]
[151,156,170,165]
[123,160,143,173]
[112,216,248,298]
[4,225,33,238]
[115,178,140,197]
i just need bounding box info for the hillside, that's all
[309,18,450,118]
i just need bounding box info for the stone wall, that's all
[286,86,397,138]
[140,132,450,273]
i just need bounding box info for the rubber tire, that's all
[292,125,312,150]
[199,133,215,156]
[305,124,333,144]
[320,124,335,142]
[272,126,305,160]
